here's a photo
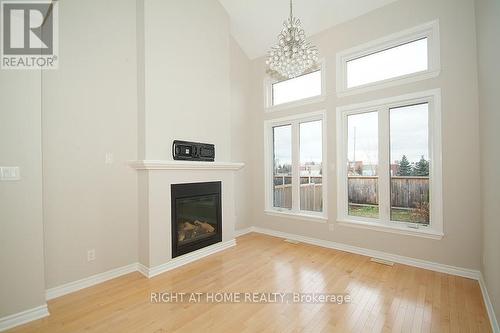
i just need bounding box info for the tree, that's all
[355,164,363,176]
[397,155,412,176]
[413,155,429,176]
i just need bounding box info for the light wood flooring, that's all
[7,233,491,332]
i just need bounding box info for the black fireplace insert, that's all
[171,181,222,258]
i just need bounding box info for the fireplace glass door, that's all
[176,195,218,246]
[171,181,222,258]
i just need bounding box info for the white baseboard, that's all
[145,239,237,278]
[234,227,253,237]
[45,263,138,301]
[5,241,236,332]
[136,263,150,278]
[249,226,481,279]
[0,304,49,332]
[479,274,500,333]
[46,239,237,300]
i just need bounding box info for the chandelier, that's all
[266,0,319,79]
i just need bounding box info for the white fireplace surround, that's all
[130,160,244,171]
[130,160,245,277]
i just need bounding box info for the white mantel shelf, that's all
[129,160,245,171]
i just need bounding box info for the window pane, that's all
[272,70,321,106]
[299,120,322,212]
[347,38,428,88]
[390,103,430,225]
[273,125,292,209]
[347,112,379,218]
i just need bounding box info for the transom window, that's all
[272,70,321,106]
[336,20,440,95]
[346,38,428,88]
[336,90,442,238]
[265,111,327,221]
[265,62,325,110]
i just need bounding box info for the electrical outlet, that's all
[87,249,96,262]
[328,224,334,232]
[105,153,113,165]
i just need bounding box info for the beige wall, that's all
[140,0,231,161]
[475,0,500,321]
[230,37,253,230]
[0,71,46,316]
[42,0,138,288]
[248,0,482,269]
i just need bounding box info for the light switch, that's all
[105,153,113,165]
[0,166,20,181]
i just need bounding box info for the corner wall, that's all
[230,37,253,229]
[42,0,139,288]
[475,0,500,322]
[0,71,46,317]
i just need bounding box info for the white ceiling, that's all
[218,0,399,59]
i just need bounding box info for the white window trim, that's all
[336,20,440,97]
[336,89,443,239]
[264,110,328,222]
[264,60,326,112]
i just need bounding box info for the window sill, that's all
[265,94,326,113]
[337,218,443,240]
[336,69,440,98]
[264,209,327,223]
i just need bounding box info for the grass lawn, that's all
[348,204,429,225]
[348,204,379,218]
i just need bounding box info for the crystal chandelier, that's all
[266,0,319,79]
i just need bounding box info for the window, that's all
[347,111,379,219]
[272,70,321,106]
[346,38,428,88]
[265,111,327,221]
[336,21,440,95]
[265,62,325,110]
[300,120,323,212]
[336,90,442,238]
[273,125,292,209]
[390,103,430,225]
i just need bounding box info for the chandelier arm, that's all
[266,0,319,79]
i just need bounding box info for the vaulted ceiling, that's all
[218,0,399,59]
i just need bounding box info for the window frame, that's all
[264,110,328,222]
[336,20,440,97]
[336,89,443,239]
[264,60,326,112]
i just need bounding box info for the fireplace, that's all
[171,181,222,258]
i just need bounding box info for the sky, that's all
[273,103,429,172]
[347,103,429,165]
[273,125,292,167]
[273,120,322,169]
[347,38,428,88]
[273,71,322,106]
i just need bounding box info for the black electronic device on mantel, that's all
[172,140,215,161]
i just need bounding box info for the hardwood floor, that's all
[8,233,491,333]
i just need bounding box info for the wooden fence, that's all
[348,176,378,205]
[390,176,429,208]
[273,176,322,211]
[348,176,429,208]
[273,176,429,210]
[273,183,293,209]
